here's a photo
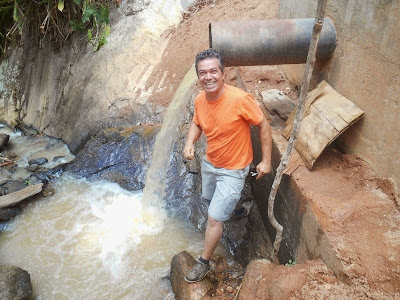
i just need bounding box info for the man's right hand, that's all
[183,144,195,160]
[183,121,202,161]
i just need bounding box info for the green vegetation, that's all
[0,0,113,58]
[285,259,296,267]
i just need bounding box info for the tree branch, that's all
[267,0,329,262]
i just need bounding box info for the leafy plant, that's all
[24,179,30,185]
[285,259,296,267]
[0,0,114,58]
[70,0,111,51]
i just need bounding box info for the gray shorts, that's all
[201,157,250,221]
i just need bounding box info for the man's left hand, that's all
[255,161,271,180]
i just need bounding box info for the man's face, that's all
[197,58,224,100]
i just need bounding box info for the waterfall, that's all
[141,65,197,219]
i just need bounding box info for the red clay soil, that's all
[293,150,400,297]
[151,0,400,299]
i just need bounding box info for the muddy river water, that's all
[0,174,222,299]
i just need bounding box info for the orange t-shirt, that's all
[193,84,263,169]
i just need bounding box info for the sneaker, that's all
[184,259,210,283]
[228,206,249,222]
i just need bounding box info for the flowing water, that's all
[142,65,198,212]
[0,66,228,298]
[0,176,214,299]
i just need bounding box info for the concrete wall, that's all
[278,0,400,188]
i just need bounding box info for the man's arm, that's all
[183,121,202,160]
[255,116,272,180]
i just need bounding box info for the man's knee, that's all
[208,215,222,227]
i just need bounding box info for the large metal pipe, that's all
[209,18,336,66]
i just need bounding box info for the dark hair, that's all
[195,48,224,76]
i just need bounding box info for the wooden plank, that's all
[0,183,43,208]
[283,80,364,169]
[283,80,327,138]
[235,68,247,92]
[283,149,306,175]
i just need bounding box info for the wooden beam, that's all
[0,183,43,208]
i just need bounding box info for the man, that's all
[183,49,272,283]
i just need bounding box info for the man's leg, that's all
[201,215,223,260]
[185,161,249,283]
[184,215,222,283]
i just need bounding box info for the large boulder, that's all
[66,124,160,191]
[170,251,213,300]
[0,265,32,300]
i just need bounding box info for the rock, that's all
[0,0,184,153]
[27,164,39,172]
[170,251,213,300]
[0,265,32,300]
[0,207,21,222]
[42,184,55,197]
[31,163,67,183]
[238,259,277,299]
[28,158,48,165]
[53,156,65,162]
[0,180,27,195]
[233,200,273,266]
[66,125,160,191]
[260,89,296,120]
[0,133,10,150]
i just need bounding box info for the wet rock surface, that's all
[0,125,75,193]
[66,125,160,191]
[0,265,32,300]
[171,251,245,300]
[0,133,9,150]
[0,207,21,222]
